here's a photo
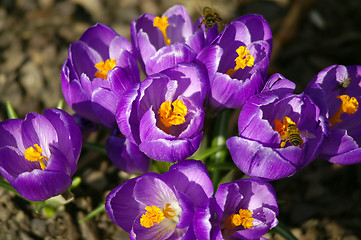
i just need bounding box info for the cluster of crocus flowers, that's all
[305,65,361,164]
[4,3,358,239]
[105,160,214,239]
[0,109,82,201]
[194,177,279,239]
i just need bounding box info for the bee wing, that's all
[299,130,316,139]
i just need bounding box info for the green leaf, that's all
[6,101,18,119]
[272,221,298,240]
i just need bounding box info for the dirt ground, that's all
[0,0,361,239]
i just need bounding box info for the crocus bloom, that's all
[305,65,361,165]
[105,160,214,239]
[131,5,217,75]
[62,23,140,129]
[193,177,279,240]
[197,14,272,110]
[227,92,328,180]
[0,108,82,201]
[106,129,150,174]
[116,63,208,162]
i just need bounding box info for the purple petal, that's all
[162,160,213,206]
[163,5,193,43]
[261,73,296,95]
[79,23,118,60]
[43,108,81,174]
[69,41,102,79]
[235,14,273,50]
[21,112,58,157]
[0,118,24,150]
[108,67,139,99]
[0,146,34,181]
[196,44,223,80]
[133,174,177,206]
[131,214,175,240]
[106,136,150,174]
[45,145,72,175]
[139,132,203,162]
[175,190,194,229]
[91,87,119,129]
[105,177,145,232]
[12,169,72,201]
[109,35,132,57]
[145,43,197,75]
[227,136,297,180]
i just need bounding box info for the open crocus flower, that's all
[0,108,82,201]
[106,129,150,174]
[305,65,361,165]
[194,177,279,240]
[197,14,272,110]
[106,160,214,239]
[130,5,217,75]
[227,92,328,180]
[116,63,208,162]
[62,23,140,129]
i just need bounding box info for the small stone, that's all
[19,61,44,98]
[31,219,47,237]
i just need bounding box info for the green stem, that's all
[82,142,107,156]
[209,109,231,187]
[79,202,106,223]
[188,144,227,161]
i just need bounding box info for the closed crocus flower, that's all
[197,14,272,110]
[0,108,81,201]
[106,160,213,240]
[106,129,150,174]
[62,23,140,129]
[116,63,208,162]
[194,177,278,240]
[130,5,216,75]
[227,92,328,181]
[305,65,361,165]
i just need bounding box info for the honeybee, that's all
[280,124,315,148]
[198,7,225,31]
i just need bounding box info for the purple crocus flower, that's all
[62,23,140,129]
[116,63,208,162]
[106,129,150,174]
[194,177,279,240]
[106,160,213,239]
[305,65,361,165]
[227,91,328,181]
[0,108,82,201]
[197,14,272,110]
[130,5,216,75]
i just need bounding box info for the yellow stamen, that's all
[94,59,116,79]
[162,203,176,219]
[24,144,48,170]
[225,46,254,77]
[158,100,187,132]
[153,16,171,45]
[329,95,358,127]
[140,206,165,228]
[224,209,254,231]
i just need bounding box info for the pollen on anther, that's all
[94,59,116,79]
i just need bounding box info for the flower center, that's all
[224,209,254,231]
[140,203,177,228]
[94,59,116,79]
[274,116,303,148]
[329,95,358,127]
[158,100,187,132]
[225,46,254,77]
[24,144,48,170]
[153,16,171,46]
